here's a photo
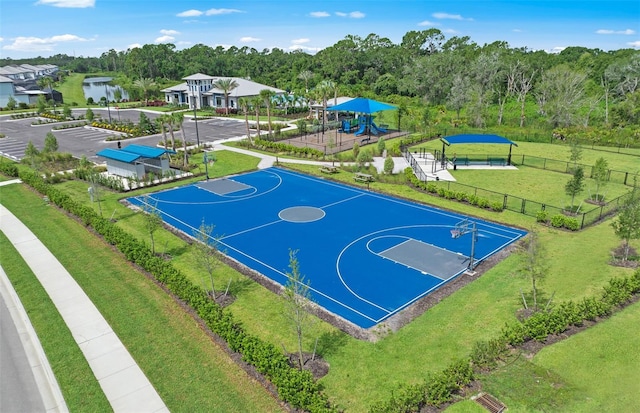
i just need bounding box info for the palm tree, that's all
[238,97,253,144]
[133,77,157,106]
[37,76,56,113]
[251,95,263,138]
[212,78,239,115]
[171,112,187,166]
[317,80,336,124]
[260,89,276,139]
[289,92,304,115]
[298,70,313,93]
[164,114,176,150]
[156,116,169,148]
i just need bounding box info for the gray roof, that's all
[164,74,284,98]
[0,75,13,83]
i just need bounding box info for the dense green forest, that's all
[3,29,639,137]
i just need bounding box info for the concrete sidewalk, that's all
[0,201,168,413]
[213,141,413,173]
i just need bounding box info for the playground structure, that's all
[341,114,388,137]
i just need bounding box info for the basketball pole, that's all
[469,222,477,270]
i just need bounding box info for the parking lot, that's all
[0,108,251,163]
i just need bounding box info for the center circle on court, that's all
[279,206,325,223]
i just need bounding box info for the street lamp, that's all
[193,80,200,147]
[104,83,112,123]
[203,152,210,180]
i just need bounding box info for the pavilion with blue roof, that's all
[96,144,176,179]
[440,134,517,168]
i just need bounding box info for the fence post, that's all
[624,172,628,186]
[503,194,508,210]
[580,212,586,230]
[521,198,526,214]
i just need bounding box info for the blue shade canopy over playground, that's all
[326,97,396,114]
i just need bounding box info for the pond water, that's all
[83,77,129,102]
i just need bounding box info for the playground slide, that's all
[354,123,367,136]
[372,122,387,133]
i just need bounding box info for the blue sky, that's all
[1,0,638,59]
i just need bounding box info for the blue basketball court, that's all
[127,168,526,329]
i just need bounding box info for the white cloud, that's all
[418,20,439,27]
[240,36,261,42]
[36,0,94,7]
[596,29,636,35]
[628,40,640,48]
[160,29,180,36]
[442,29,458,34]
[310,11,330,18]
[335,11,365,18]
[548,46,566,54]
[432,12,473,21]
[289,44,323,53]
[128,43,142,50]
[155,35,175,43]
[205,8,242,16]
[3,34,88,52]
[292,38,310,45]
[177,9,203,17]
[0,37,3,42]
[513,29,522,33]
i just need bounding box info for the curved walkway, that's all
[213,141,413,173]
[0,183,168,413]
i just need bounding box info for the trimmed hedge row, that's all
[0,161,19,177]
[369,358,475,412]
[370,268,640,412]
[404,168,503,212]
[254,138,324,159]
[501,270,640,346]
[15,168,336,413]
[536,210,580,231]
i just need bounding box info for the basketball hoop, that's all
[450,229,461,239]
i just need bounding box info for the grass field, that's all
[0,184,285,413]
[2,138,640,412]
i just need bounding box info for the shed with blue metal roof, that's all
[97,145,176,179]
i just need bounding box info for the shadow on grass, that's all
[316,330,350,358]
[227,277,255,297]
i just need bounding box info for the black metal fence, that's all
[402,147,632,230]
[512,154,638,187]
[432,179,631,229]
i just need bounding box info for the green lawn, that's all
[532,300,640,412]
[56,73,88,106]
[0,231,111,412]
[0,184,284,413]
[2,139,640,412]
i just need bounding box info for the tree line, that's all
[2,28,639,131]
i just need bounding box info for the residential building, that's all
[161,73,285,110]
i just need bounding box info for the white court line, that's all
[137,167,526,327]
[134,197,381,324]
[150,169,283,205]
[214,239,380,324]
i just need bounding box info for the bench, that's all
[360,137,371,144]
[354,172,374,183]
[319,165,339,174]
